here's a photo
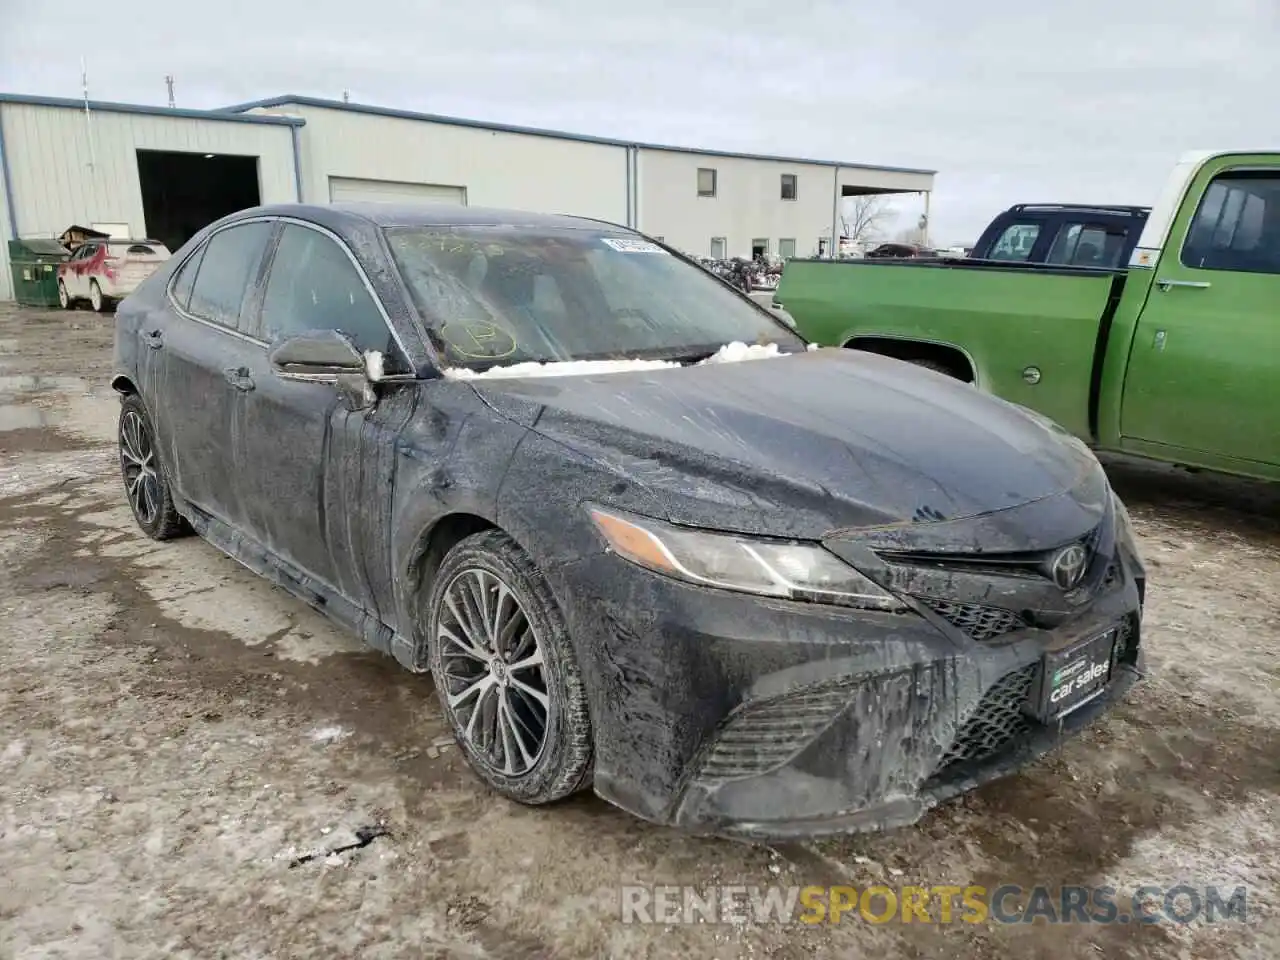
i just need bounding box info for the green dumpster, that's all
[8,239,70,307]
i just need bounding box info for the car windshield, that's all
[384,225,805,371]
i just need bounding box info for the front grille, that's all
[935,663,1038,769]
[917,597,1027,643]
[697,683,856,782]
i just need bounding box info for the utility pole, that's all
[165,75,176,108]
[81,58,97,170]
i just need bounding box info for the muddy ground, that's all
[0,302,1276,959]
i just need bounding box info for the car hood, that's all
[469,350,1103,539]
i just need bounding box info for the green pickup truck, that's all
[776,150,1279,482]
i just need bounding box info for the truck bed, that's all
[777,257,1130,440]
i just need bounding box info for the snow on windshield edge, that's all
[444,341,822,380]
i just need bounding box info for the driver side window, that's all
[260,225,404,370]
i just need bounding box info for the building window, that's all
[710,237,726,259]
[751,238,769,259]
[779,238,797,259]
[697,168,717,198]
[781,174,797,201]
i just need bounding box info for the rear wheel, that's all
[118,395,187,540]
[89,280,107,313]
[57,280,71,309]
[425,530,593,804]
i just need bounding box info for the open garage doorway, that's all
[136,150,261,253]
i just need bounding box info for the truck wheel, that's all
[424,529,593,805]
[907,357,952,376]
[89,280,107,313]
[58,280,71,309]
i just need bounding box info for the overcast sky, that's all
[2,0,1275,244]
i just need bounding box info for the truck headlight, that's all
[588,506,905,611]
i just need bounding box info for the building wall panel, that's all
[259,105,629,224]
[0,102,296,244]
[637,148,933,258]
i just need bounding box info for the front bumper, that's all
[555,508,1145,840]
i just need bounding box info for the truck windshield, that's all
[385,226,804,370]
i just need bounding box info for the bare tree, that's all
[840,195,893,245]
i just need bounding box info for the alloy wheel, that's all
[119,409,160,526]
[58,281,69,309]
[437,567,550,777]
[90,282,103,312]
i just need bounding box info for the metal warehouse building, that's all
[0,91,935,301]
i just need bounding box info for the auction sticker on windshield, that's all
[602,238,668,254]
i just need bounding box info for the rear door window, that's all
[259,224,404,367]
[987,223,1040,261]
[1046,223,1128,267]
[186,222,274,333]
[169,249,205,311]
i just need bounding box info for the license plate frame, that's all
[1033,626,1118,722]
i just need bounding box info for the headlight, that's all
[587,506,904,611]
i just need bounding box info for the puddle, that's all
[0,374,84,393]
[0,405,61,431]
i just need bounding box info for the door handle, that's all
[142,330,163,349]
[222,367,255,392]
[1156,279,1211,291]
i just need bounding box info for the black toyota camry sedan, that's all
[111,203,1146,839]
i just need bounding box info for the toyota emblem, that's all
[1050,543,1089,590]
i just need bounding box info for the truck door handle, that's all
[142,330,163,349]
[1156,279,1211,291]
[222,367,255,392]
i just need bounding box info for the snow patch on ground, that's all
[308,726,351,745]
[1100,796,1277,940]
[444,341,802,380]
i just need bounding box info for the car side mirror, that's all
[269,330,379,410]
[268,330,366,377]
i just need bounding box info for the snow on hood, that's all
[443,341,820,380]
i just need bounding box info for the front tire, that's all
[89,280,107,313]
[118,395,187,540]
[425,530,593,804]
[57,280,71,309]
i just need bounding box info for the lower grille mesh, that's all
[918,597,1027,643]
[936,663,1038,769]
[698,684,856,782]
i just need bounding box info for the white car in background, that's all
[58,238,172,312]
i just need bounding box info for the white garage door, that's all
[328,177,467,206]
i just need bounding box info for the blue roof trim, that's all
[222,94,936,176]
[0,93,305,127]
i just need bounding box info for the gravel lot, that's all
[1,303,1276,959]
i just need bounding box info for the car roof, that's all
[227,202,629,234]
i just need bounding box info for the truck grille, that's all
[917,597,1027,643]
[935,662,1038,770]
[696,683,857,782]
